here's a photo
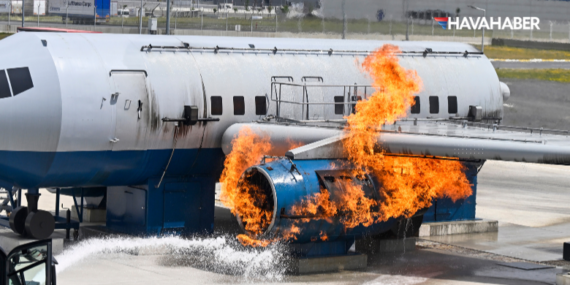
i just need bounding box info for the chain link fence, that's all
[1,0,570,44]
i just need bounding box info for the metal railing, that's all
[270,80,373,121]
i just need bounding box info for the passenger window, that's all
[0,70,11,99]
[233,96,245,115]
[411,96,420,114]
[211,96,222,115]
[334,96,344,115]
[448,96,458,114]
[429,96,439,114]
[7,67,33,96]
[255,96,266,115]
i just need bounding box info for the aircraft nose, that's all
[0,34,63,188]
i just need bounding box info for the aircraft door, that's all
[110,71,150,151]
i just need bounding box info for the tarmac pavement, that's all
[51,160,570,285]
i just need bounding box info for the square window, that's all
[7,67,33,96]
[411,96,420,114]
[429,96,439,114]
[255,96,267,115]
[334,96,344,115]
[211,96,222,115]
[448,96,458,114]
[233,96,245,115]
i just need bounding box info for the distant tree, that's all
[213,8,217,13]
[267,5,273,14]
[280,4,289,14]
[234,8,238,13]
[456,7,460,17]
[245,0,249,11]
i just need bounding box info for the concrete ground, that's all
[7,74,569,284]
[501,79,570,130]
[427,161,570,263]
[37,160,568,285]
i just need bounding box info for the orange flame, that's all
[290,188,337,221]
[222,44,473,247]
[343,44,472,222]
[336,181,377,228]
[376,156,472,221]
[285,44,472,232]
[237,234,272,248]
[219,127,273,236]
[220,127,307,246]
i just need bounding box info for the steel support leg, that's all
[25,188,40,214]
[55,188,60,218]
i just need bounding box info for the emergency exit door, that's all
[110,71,150,151]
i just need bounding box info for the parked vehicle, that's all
[1,239,56,285]
[49,0,114,24]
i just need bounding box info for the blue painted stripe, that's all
[0,148,225,188]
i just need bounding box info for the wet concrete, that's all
[47,160,570,284]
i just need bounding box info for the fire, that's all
[336,181,377,228]
[343,44,472,222]
[285,138,305,150]
[283,44,472,232]
[220,127,307,246]
[219,127,272,236]
[281,224,301,242]
[221,44,473,247]
[290,188,337,221]
[237,234,272,248]
[376,156,472,221]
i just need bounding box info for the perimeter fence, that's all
[1,0,570,43]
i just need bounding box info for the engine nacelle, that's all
[236,158,400,245]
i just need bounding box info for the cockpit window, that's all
[8,67,33,96]
[0,70,11,99]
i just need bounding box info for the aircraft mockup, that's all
[0,32,568,245]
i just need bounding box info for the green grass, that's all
[0,33,11,40]
[476,45,570,60]
[496,68,570,83]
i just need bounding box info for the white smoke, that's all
[55,235,289,281]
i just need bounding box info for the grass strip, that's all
[477,45,570,60]
[496,68,570,83]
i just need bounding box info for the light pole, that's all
[138,0,143,34]
[66,3,69,27]
[341,0,346,39]
[121,5,126,31]
[166,0,171,35]
[37,3,40,26]
[22,0,25,27]
[468,5,486,52]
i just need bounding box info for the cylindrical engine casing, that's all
[237,158,397,244]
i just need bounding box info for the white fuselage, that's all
[0,33,502,188]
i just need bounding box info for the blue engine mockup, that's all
[237,159,398,253]
[236,158,480,256]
